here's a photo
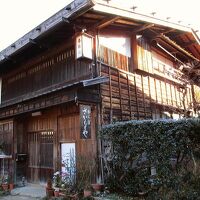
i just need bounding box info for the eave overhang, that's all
[0,76,108,109]
[0,0,95,65]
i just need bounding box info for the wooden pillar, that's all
[130,34,138,72]
[13,120,17,184]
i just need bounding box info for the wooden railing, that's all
[100,62,193,124]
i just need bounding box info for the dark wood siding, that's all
[58,110,97,157]
[21,103,97,183]
[100,63,193,124]
[99,45,131,72]
[0,120,13,155]
[2,46,93,104]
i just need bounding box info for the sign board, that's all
[80,105,91,139]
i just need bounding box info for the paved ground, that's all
[0,195,41,200]
[0,184,46,200]
[11,184,46,198]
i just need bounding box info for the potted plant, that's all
[91,183,104,192]
[9,175,14,191]
[53,171,62,196]
[91,176,104,192]
[2,174,9,191]
[83,183,92,198]
[9,182,14,191]
[46,179,54,198]
[54,187,60,197]
[75,155,96,198]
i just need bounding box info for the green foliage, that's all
[100,118,200,198]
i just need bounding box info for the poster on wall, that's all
[80,104,91,139]
[61,143,76,183]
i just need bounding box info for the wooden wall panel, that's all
[99,45,131,72]
[26,108,58,133]
[58,106,97,158]
[22,103,97,183]
[2,47,93,103]
[100,63,194,124]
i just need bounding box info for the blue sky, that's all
[0,0,199,51]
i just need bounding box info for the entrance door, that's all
[28,131,54,183]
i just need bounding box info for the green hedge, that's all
[100,118,200,199]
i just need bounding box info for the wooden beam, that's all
[149,28,173,39]
[170,32,186,39]
[83,76,109,86]
[150,28,198,61]
[93,3,191,32]
[150,28,175,38]
[91,16,120,30]
[161,28,175,34]
[181,41,196,48]
[132,23,154,33]
[191,28,200,45]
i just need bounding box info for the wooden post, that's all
[134,75,139,120]
[127,74,132,119]
[13,120,17,184]
[130,34,138,72]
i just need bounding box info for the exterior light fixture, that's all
[75,32,93,60]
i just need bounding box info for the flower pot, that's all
[46,187,54,198]
[69,193,79,200]
[9,183,14,191]
[54,190,60,197]
[2,183,9,191]
[59,192,66,197]
[84,189,92,198]
[91,183,104,192]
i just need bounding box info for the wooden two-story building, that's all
[0,0,200,184]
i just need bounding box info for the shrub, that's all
[100,118,200,198]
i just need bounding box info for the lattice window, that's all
[28,131,54,168]
[0,121,13,155]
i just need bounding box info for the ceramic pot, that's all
[84,189,92,198]
[9,183,14,191]
[46,187,54,198]
[54,190,60,197]
[2,183,9,191]
[69,193,79,200]
[91,183,104,192]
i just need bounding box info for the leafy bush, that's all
[100,118,200,198]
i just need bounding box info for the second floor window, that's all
[98,35,131,71]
